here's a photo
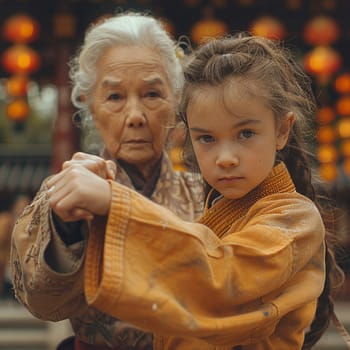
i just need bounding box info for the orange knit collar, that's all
[198,162,295,237]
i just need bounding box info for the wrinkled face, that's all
[187,82,292,199]
[91,46,176,177]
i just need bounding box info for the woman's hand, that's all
[62,152,116,180]
[47,153,115,222]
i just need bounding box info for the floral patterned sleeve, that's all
[10,180,87,321]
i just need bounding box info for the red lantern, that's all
[190,18,228,45]
[303,16,340,46]
[317,125,336,144]
[6,98,30,121]
[5,74,29,96]
[249,16,286,41]
[2,14,39,43]
[316,106,336,124]
[1,44,40,74]
[317,144,338,163]
[336,118,350,138]
[336,96,350,116]
[334,73,350,94]
[318,163,337,182]
[303,46,341,79]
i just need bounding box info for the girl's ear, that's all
[276,112,295,150]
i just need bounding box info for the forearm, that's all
[10,183,87,321]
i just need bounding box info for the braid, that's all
[302,247,335,349]
[281,123,345,349]
[279,124,315,199]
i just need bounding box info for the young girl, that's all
[47,34,344,349]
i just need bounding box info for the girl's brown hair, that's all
[180,33,344,349]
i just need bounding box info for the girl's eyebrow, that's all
[190,119,262,133]
[234,118,262,127]
[189,127,211,133]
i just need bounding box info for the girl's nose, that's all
[216,148,239,168]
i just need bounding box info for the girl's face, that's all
[187,82,293,200]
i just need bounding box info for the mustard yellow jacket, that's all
[85,162,326,350]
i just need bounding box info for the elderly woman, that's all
[10,12,203,350]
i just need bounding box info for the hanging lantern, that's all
[336,118,350,138]
[318,163,337,182]
[316,106,336,124]
[341,140,350,157]
[1,44,40,74]
[190,18,228,45]
[334,73,350,94]
[316,125,336,144]
[5,74,29,96]
[6,98,30,121]
[2,13,39,43]
[336,96,350,116]
[303,46,341,80]
[303,15,340,46]
[317,144,338,163]
[249,16,286,41]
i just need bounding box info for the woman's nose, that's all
[126,100,146,127]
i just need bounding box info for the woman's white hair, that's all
[69,11,183,122]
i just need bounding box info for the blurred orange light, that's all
[3,14,39,43]
[249,16,286,40]
[316,125,336,143]
[304,46,342,78]
[318,163,337,182]
[6,75,28,96]
[340,140,350,157]
[317,144,338,163]
[316,106,336,124]
[1,44,40,74]
[334,73,350,94]
[336,96,350,116]
[303,15,340,46]
[190,18,228,45]
[6,99,29,121]
[336,118,350,138]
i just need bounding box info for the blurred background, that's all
[0,0,350,349]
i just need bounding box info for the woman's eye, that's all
[198,135,214,144]
[107,93,121,101]
[146,90,161,98]
[240,129,255,139]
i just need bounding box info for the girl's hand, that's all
[47,164,112,222]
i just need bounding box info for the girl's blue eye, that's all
[240,129,255,139]
[199,135,214,144]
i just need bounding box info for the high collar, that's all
[199,162,295,236]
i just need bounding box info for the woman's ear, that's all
[276,112,295,150]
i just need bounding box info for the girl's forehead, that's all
[187,79,273,121]
[189,79,260,108]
